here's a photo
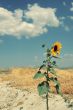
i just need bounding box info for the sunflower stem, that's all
[46,93,49,110]
[46,67,49,110]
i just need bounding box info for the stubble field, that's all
[0,67,73,95]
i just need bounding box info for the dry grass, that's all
[0,67,73,94]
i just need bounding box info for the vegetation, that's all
[34,41,62,110]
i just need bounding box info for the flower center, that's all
[54,45,58,51]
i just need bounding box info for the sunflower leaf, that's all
[39,64,46,70]
[55,84,62,96]
[53,56,60,59]
[37,81,50,96]
[33,71,45,79]
[48,68,57,76]
[47,77,54,81]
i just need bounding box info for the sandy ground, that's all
[0,81,73,110]
[0,68,73,110]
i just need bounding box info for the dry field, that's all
[0,67,73,95]
[0,68,73,110]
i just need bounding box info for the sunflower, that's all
[51,42,62,56]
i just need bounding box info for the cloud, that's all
[59,16,66,20]
[25,4,59,27]
[58,16,71,32]
[63,2,66,6]
[70,2,73,11]
[0,4,60,39]
[68,16,73,20]
[64,26,70,31]
[60,21,70,32]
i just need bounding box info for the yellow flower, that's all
[51,42,62,56]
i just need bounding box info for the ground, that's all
[0,68,73,110]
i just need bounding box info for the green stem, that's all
[46,93,49,110]
[46,68,49,110]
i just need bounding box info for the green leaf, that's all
[43,60,47,63]
[53,78,62,96]
[47,77,62,95]
[54,79,60,86]
[48,77,54,81]
[55,84,62,96]
[48,77,60,86]
[55,84,60,93]
[37,81,50,96]
[39,64,45,70]
[53,56,61,59]
[33,71,45,79]
[51,61,57,67]
[49,68,57,76]
[47,49,51,57]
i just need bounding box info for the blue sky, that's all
[0,0,73,68]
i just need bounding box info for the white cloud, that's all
[69,16,73,20]
[60,21,70,32]
[58,16,71,32]
[70,2,73,11]
[63,2,66,6]
[70,7,73,11]
[0,4,60,39]
[25,4,59,27]
[59,16,66,20]
[14,9,24,20]
[64,26,70,31]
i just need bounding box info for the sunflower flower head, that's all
[51,42,62,56]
